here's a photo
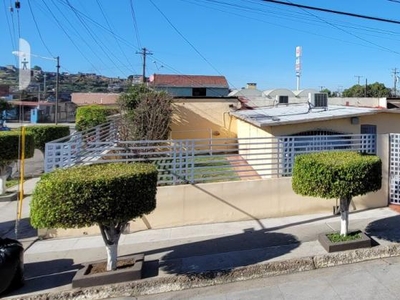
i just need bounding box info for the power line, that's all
[27,0,54,57]
[129,0,142,48]
[261,0,400,25]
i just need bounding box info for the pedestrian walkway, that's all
[2,177,400,299]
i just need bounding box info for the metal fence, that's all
[45,119,376,185]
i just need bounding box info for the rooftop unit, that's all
[309,93,328,108]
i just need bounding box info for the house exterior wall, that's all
[170,98,238,148]
[71,93,120,106]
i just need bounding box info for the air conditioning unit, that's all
[309,93,328,108]
[276,95,289,105]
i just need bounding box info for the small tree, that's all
[0,131,35,195]
[292,151,381,236]
[75,105,119,132]
[25,125,70,153]
[30,163,158,271]
[117,85,173,141]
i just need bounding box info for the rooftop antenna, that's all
[295,46,302,91]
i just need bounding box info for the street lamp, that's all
[12,51,60,124]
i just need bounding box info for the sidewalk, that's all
[2,177,400,299]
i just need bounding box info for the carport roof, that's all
[230,104,381,127]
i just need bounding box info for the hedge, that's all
[30,162,158,229]
[0,131,35,162]
[292,151,382,199]
[75,105,119,132]
[25,125,70,152]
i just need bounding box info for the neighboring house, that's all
[149,74,229,97]
[0,84,10,97]
[71,93,120,106]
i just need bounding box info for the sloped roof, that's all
[149,74,228,88]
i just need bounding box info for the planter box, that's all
[0,192,17,202]
[318,231,372,253]
[72,254,144,288]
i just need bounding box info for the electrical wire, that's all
[129,0,142,49]
[27,0,54,57]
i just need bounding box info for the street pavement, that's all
[136,256,400,300]
[2,163,400,298]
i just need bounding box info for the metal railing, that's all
[44,116,119,172]
[44,121,376,185]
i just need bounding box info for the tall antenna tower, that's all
[295,46,302,90]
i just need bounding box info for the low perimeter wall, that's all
[38,177,388,238]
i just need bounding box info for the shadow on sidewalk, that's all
[139,228,300,274]
[365,215,400,242]
[3,258,81,298]
[0,218,37,239]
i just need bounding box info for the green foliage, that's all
[292,151,382,199]
[326,231,362,243]
[30,163,158,229]
[75,105,119,131]
[25,125,70,152]
[118,85,173,141]
[343,82,391,97]
[0,131,35,162]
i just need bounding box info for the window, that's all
[192,88,206,97]
[278,95,289,104]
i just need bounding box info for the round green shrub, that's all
[292,151,382,199]
[30,162,158,229]
[25,125,70,152]
[0,131,35,162]
[75,105,119,132]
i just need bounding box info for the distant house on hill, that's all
[149,74,229,97]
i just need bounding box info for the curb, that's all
[11,243,400,300]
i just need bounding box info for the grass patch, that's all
[6,179,19,188]
[326,231,362,243]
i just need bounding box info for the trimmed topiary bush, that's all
[75,105,119,132]
[0,130,34,195]
[292,151,382,236]
[31,162,158,271]
[25,125,70,152]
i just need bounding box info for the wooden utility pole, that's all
[136,48,153,83]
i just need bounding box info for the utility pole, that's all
[392,68,399,97]
[354,75,363,85]
[136,47,153,83]
[365,78,368,97]
[319,86,325,91]
[55,56,60,124]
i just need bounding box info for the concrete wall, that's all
[170,98,238,142]
[39,174,388,238]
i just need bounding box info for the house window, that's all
[192,88,206,97]
[361,124,377,134]
[278,96,289,104]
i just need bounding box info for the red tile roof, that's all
[149,74,228,88]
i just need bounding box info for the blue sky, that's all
[2,0,400,92]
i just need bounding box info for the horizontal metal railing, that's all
[44,128,376,185]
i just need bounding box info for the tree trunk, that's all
[0,174,7,196]
[105,243,118,271]
[339,197,351,236]
[99,222,126,271]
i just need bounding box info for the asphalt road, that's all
[137,256,400,300]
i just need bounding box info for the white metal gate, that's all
[390,133,400,204]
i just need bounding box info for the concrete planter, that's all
[318,231,372,253]
[0,191,18,202]
[72,254,144,288]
